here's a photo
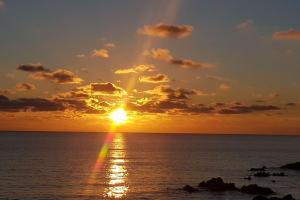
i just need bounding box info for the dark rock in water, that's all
[253,194,295,200]
[280,162,300,170]
[272,172,286,177]
[198,177,237,191]
[254,172,271,177]
[271,180,276,183]
[253,195,269,200]
[244,176,252,180]
[250,166,267,171]
[240,184,275,195]
[182,185,199,193]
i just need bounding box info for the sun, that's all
[109,108,128,125]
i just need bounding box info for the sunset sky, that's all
[0,0,300,134]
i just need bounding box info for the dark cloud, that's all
[0,95,65,112]
[91,82,126,95]
[219,105,280,114]
[144,48,215,69]
[16,83,36,91]
[30,69,83,84]
[139,74,169,83]
[17,64,49,72]
[138,23,193,38]
[286,102,297,107]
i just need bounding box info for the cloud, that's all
[16,83,36,91]
[0,95,65,112]
[76,54,86,58]
[206,75,230,82]
[17,63,49,72]
[286,102,297,107]
[272,29,300,40]
[145,85,197,100]
[104,43,115,48]
[0,89,12,95]
[236,20,255,31]
[0,0,4,7]
[90,82,126,95]
[138,23,193,38]
[219,104,280,114]
[91,49,109,58]
[144,48,215,69]
[219,83,231,90]
[30,69,83,84]
[115,64,155,74]
[139,74,170,83]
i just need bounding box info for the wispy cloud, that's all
[144,48,215,69]
[115,64,155,74]
[273,29,300,40]
[30,69,83,84]
[139,74,170,84]
[138,23,193,38]
[16,83,36,91]
[91,49,109,58]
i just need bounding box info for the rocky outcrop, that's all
[280,162,300,170]
[198,177,237,191]
[240,184,275,195]
[253,194,295,200]
[182,185,199,193]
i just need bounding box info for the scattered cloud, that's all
[104,43,115,48]
[16,83,36,91]
[206,75,230,82]
[286,102,297,107]
[219,83,231,90]
[139,74,170,84]
[236,19,255,31]
[115,64,155,74]
[218,104,280,114]
[0,89,12,95]
[76,54,86,58]
[144,48,215,69]
[17,63,49,72]
[0,0,4,7]
[30,69,83,84]
[90,82,126,96]
[91,49,109,58]
[138,23,193,38]
[272,29,300,40]
[0,95,65,112]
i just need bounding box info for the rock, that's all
[253,195,269,200]
[272,172,286,177]
[280,162,300,170]
[254,172,271,177]
[250,166,267,171]
[198,177,237,191]
[240,184,275,195]
[244,176,252,180]
[253,195,295,200]
[282,195,296,200]
[182,185,199,193]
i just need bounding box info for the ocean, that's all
[0,132,299,200]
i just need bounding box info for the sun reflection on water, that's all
[104,133,128,198]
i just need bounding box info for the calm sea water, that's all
[0,132,299,200]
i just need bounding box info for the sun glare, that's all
[109,108,128,125]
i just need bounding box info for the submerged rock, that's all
[254,172,271,177]
[280,162,300,170]
[240,184,275,195]
[182,185,199,193]
[198,177,237,191]
[250,166,267,171]
[253,194,295,200]
[272,172,286,177]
